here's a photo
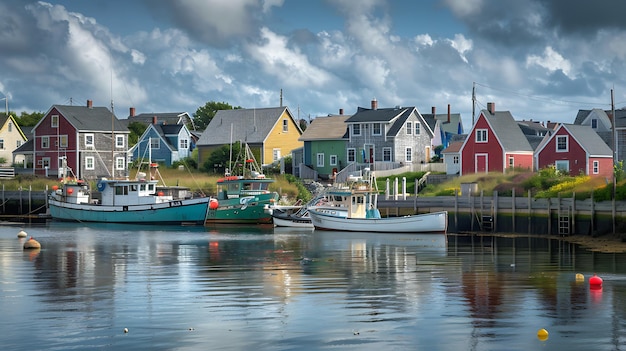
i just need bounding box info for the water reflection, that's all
[1,224,625,350]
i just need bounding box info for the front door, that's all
[364,144,374,163]
[475,154,488,173]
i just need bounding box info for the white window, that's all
[41,136,50,149]
[273,148,281,162]
[51,115,58,128]
[316,153,325,167]
[8,122,12,132]
[347,148,356,162]
[16,140,21,148]
[476,129,487,143]
[282,119,288,132]
[453,155,459,164]
[59,135,68,148]
[352,124,361,136]
[116,135,124,148]
[406,122,413,135]
[180,139,188,149]
[330,155,337,166]
[0,139,4,149]
[85,156,95,170]
[593,160,599,174]
[556,135,568,152]
[415,123,420,135]
[372,123,382,136]
[115,157,125,170]
[42,157,50,168]
[85,134,94,148]
[383,147,392,162]
[555,160,569,173]
[150,138,160,149]
[509,156,514,168]
[405,147,412,162]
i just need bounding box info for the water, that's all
[1,223,625,351]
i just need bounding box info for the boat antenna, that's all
[110,68,116,179]
[228,123,233,176]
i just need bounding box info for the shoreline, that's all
[451,232,626,253]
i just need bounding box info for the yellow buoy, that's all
[17,230,27,238]
[23,237,41,250]
[537,328,549,341]
[575,273,585,282]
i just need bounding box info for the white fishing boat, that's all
[269,190,350,228]
[308,169,447,233]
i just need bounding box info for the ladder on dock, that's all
[558,205,570,235]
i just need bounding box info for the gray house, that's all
[344,99,435,167]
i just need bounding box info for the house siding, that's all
[308,139,346,176]
[0,116,27,166]
[537,128,587,175]
[461,116,503,174]
[263,111,303,165]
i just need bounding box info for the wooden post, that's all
[29,185,32,221]
[414,178,418,212]
[454,190,458,232]
[547,197,551,235]
[493,190,498,232]
[528,190,532,234]
[512,188,516,233]
[1,184,4,214]
[470,189,474,232]
[571,193,576,235]
[591,192,595,235]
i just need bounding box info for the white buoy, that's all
[17,230,27,238]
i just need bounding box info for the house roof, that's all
[424,113,463,134]
[345,106,408,123]
[13,138,33,154]
[43,105,128,132]
[126,112,190,126]
[481,109,533,152]
[299,115,350,141]
[442,140,463,153]
[561,124,613,156]
[196,107,299,146]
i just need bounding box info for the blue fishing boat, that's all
[48,169,210,225]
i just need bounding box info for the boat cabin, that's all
[216,176,274,200]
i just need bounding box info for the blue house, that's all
[130,121,192,166]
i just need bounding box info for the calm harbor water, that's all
[0,223,625,351]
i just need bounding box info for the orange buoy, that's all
[23,237,41,250]
[589,274,603,289]
[67,187,74,194]
[52,185,58,191]
[209,199,219,210]
[537,328,549,341]
[158,192,164,196]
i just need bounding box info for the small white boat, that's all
[309,209,448,233]
[308,169,447,233]
[270,191,351,228]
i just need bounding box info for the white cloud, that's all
[447,34,473,63]
[414,34,435,47]
[245,27,333,88]
[130,49,146,65]
[262,0,284,13]
[526,46,572,77]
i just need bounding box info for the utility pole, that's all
[472,82,476,126]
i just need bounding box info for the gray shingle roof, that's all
[196,107,298,145]
[345,107,407,123]
[52,105,128,132]
[299,115,350,141]
[562,124,613,156]
[482,109,533,152]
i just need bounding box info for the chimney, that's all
[371,98,378,110]
[339,108,344,115]
[152,116,157,125]
[129,107,136,117]
[447,104,451,123]
[487,102,495,114]
[431,106,436,115]
[87,99,93,108]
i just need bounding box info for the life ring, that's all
[97,180,106,191]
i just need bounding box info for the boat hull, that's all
[272,214,313,228]
[205,193,278,225]
[48,197,210,225]
[309,210,448,233]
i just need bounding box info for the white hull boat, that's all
[309,209,448,233]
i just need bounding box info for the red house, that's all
[535,124,613,177]
[459,103,534,175]
[32,100,129,179]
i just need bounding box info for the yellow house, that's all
[0,115,28,166]
[196,107,303,168]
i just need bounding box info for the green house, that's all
[299,114,349,180]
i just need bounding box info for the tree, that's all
[127,121,148,147]
[193,101,242,130]
[298,118,308,132]
[13,111,44,126]
[202,141,242,174]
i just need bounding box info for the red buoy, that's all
[209,199,219,210]
[589,274,603,289]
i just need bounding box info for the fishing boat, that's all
[205,144,279,225]
[48,166,210,225]
[269,191,349,228]
[308,169,448,233]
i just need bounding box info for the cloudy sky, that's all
[1,0,625,129]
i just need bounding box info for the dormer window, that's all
[51,115,59,128]
[591,119,598,129]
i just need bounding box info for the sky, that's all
[1,0,626,130]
